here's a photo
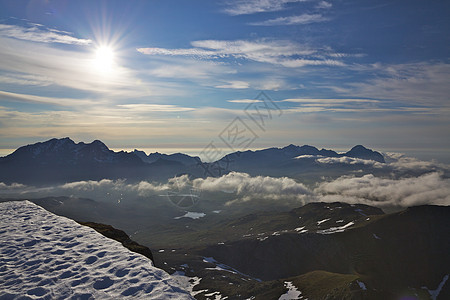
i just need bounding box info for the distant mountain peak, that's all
[345,145,385,163]
[350,145,368,151]
[88,139,109,150]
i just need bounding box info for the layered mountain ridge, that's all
[0,137,385,184]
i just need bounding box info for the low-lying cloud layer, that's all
[193,172,311,206]
[1,154,449,210]
[316,172,450,208]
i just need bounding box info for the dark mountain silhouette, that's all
[0,138,184,184]
[0,138,385,184]
[218,144,384,166]
[345,145,385,162]
[133,150,201,166]
[212,144,385,177]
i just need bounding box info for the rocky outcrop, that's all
[79,222,154,262]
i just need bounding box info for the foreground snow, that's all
[0,201,193,299]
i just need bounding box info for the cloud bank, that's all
[1,154,448,210]
[315,172,450,208]
[193,172,311,205]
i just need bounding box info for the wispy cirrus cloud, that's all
[0,23,91,45]
[0,73,52,86]
[282,98,381,104]
[116,104,195,112]
[280,97,435,114]
[333,62,450,108]
[227,99,263,103]
[223,0,308,15]
[148,59,236,80]
[215,80,250,89]
[138,39,346,68]
[0,90,97,107]
[0,35,174,99]
[316,1,332,9]
[250,14,327,26]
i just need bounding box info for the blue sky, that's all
[0,0,449,161]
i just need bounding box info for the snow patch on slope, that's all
[317,218,330,225]
[0,200,193,299]
[317,221,355,234]
[279,281,304,299]
[422,274,449,300]
[174,212,206,219]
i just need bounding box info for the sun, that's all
[93,46,115,73]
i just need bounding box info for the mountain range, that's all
[0,137,385,184]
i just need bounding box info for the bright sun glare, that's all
[94,46,115,73]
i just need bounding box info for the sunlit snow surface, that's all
[0,201,193,299]
[174,212,206,219]
[278,281,305,300]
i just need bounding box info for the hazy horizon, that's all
[1,138,450,164]
[0,0,449,161]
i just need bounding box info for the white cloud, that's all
[250,14,327,26]
[1,160,450,209]
[136,47,217,57]
[147,59,236,80]
[215,80,250,89]
[279,58,345,68]
[280,98,434,114]
[316,1,332,9]
[0,182,26,190]
[223,0,307,15]
[116,104,195,113]
[0,23,91,45]
[227,99,263,103]
[138,39,345,69]
[61,178,169,197]
[337,62,450,108]
[0,90,97,107]
[383,152,446,173]
[0,73,52,86]
[315,172,450,207]
[192,172,311,205]
[282,98,381,104]
[316,156,381,165]
[0,36,150,98]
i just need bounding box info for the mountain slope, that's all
[195,204,449,299]
[143,202,449,299]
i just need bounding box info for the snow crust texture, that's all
[0,201,193,299]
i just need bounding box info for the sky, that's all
[0,0,449,162]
